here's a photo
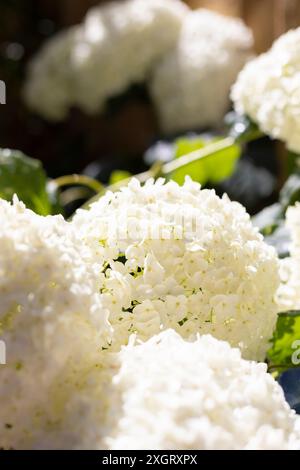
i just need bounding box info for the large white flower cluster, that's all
[0,198,111,449]
[232,28,300,154]
[73,178,279,361]
[106,330,300,450]
[149,9,253,134]
[23,0,187,120]
[0,193,297,450]
[277,203,300,310]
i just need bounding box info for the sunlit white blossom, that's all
[0,198,111,449]
[106,330,300,450]
[73,177,279,361]
[232,28,300,153]
[277,203,300,309]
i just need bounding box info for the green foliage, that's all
[171,137,241,186]
[109,170,132,185]
[267,311,300,373]
[287,151,300,176]
[0,148,60,215]
[46,180,64,215]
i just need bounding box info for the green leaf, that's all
[172,138,207,185]
[0,148,53,215]
[286,151,300,176]
[46,181,64,216]
[171,137,241,186]
[267,311,300,373]
[109,170,132,185]
[204,143,241,183]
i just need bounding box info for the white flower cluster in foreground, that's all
[23,0,187,120]
[106,331,300,450]
[150,9,253,134]
[277,203,300,310]
[0,198,111,449]
[73,178,279,361]
[232,28,300,154]
[0,186,297,450]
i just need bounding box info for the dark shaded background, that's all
[0,0,159,179]
[1,0,295,213]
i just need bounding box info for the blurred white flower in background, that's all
[23,28,77,121]
[232,28,300,154]
[277,203,300,310]
[23,0,187,120]
[71,0,188,115]
[106,330,300,450]
[149,9,253,134]
[73,178,279,361]
[23,1,253,131]
[0,198,111,449]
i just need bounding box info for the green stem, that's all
[268,364,300,373]
[105,162,162,193]
[60,187,92,206]
[81,161,163,210]
[162,136,235,175]
[79,135,244,211]
[53,174,104,194]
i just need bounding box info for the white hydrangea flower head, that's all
[23,28,78,121]
[24,0,187,120]
[106,330,300,450]
[71,0,188,115]
[149,9,253,134]
[73,178,280,361]
[232,28,300,153]
[0,198,111,449]
[277,203,300,310]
